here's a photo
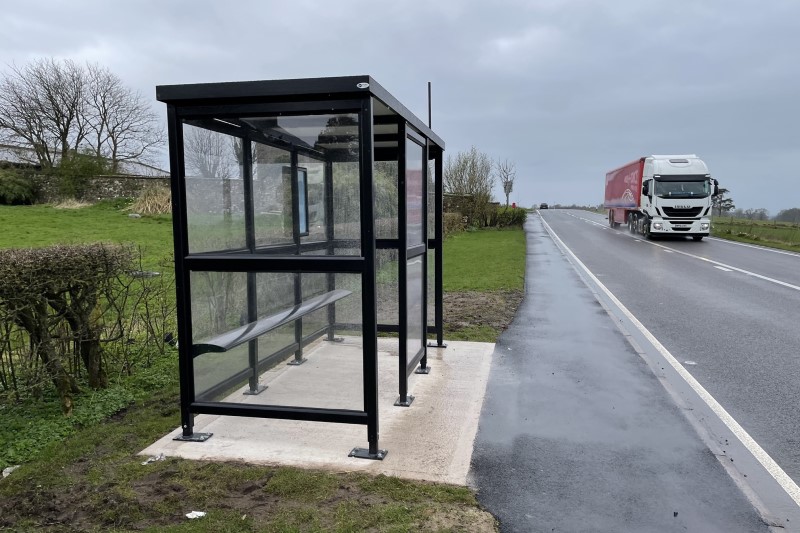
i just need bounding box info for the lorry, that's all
[604,154,718,241]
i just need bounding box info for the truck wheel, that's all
[692,235,704,241]
[628,215,635,234]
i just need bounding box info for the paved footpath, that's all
[468,215,771,532]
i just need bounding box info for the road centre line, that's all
[714,266,733,272]
[642,240,800,292]
[539,214,800,508]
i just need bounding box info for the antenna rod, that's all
[428,81,432,128]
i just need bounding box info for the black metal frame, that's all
[158,76,445,458]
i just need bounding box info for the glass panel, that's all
[406,137,424,246]
[427,248,435,329]
[299,155,326,244]
[333,161,361,247]
[377,248,399,326]
[297,168,309,235]
[375,161,398,239]
[191,271,364,410]
[190,271,249,399]
[406,256,424,362]
[427,159,436,241]
[251,142,293,249]
[183,123,246,253]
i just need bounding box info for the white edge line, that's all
[708,236,800,258]
[539,215,800,507]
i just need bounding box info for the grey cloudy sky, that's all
[2,0,798,214]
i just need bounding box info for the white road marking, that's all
[644,241,800,292]
[569,213,800,292]
[663,249,674,253]
[708,237,800,258]
[714,266,733,272]
[539,215,800,508]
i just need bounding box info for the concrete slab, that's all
[141,338,493,486]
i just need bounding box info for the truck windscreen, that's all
[654,177,710,199]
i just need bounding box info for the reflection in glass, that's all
[406,257,424,362]
[406,137,424,245]
[183,124,246,253]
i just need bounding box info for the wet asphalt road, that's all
[540,209,800,490]
[469,215,770,532]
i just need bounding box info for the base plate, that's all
[243,384,268,396]
[173,432,213,442]
[349,447,388,460]
[394,395,415,407]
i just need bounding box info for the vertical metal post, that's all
[417,139,430,372]
[324,160,339,342]
[242,140,266,394]
[168,106,210,442]
[358,97,386,458]
[395,122,413,407]
[288,150,306,365]
[434,149,446,347]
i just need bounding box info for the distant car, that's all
[539,203,549,209]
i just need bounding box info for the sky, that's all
[1,0,798,215]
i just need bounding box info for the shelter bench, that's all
[192,289,352,357]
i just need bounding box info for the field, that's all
[0,202,522,532]
[711,216,800,252]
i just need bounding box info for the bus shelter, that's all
[157,76,445,459]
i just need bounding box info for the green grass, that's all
[0,375,486,531]
[0,202,501,531]
[0,200,174,269]
[711,217,800,252]
[443,228,525,291]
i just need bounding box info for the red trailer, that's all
[604,158,644,227]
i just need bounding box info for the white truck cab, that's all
[634,155,717,241]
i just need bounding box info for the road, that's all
[469,214,778,532]
[540,209,800,494]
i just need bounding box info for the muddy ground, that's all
[444,290,525,338]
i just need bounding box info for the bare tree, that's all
[0,58,163,171]
[0,58,86,168]
[444,146,495,226]
[85,64,163,172]
[497,159,516,207]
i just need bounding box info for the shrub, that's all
[490,206,527,227]
[129,184,172,215]
[55,150,111,199]
[444,212,466,236]
[0,169,37,205]
[0,244,133,414]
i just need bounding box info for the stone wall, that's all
[32,175,170,203]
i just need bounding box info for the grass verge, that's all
[0,354,490,531]
[0,204,513,531]
[442,227,525,342]
[711,217,800,252]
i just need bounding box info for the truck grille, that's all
[662,206,703,218]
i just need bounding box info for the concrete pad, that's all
[141,338,494,485]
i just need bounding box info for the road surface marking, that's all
[539,215,800,508]
[708,237,800,258]
[643,241,800,292]
[570,213,800,292]
[663,249,674,253]
[714,266,733,272]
